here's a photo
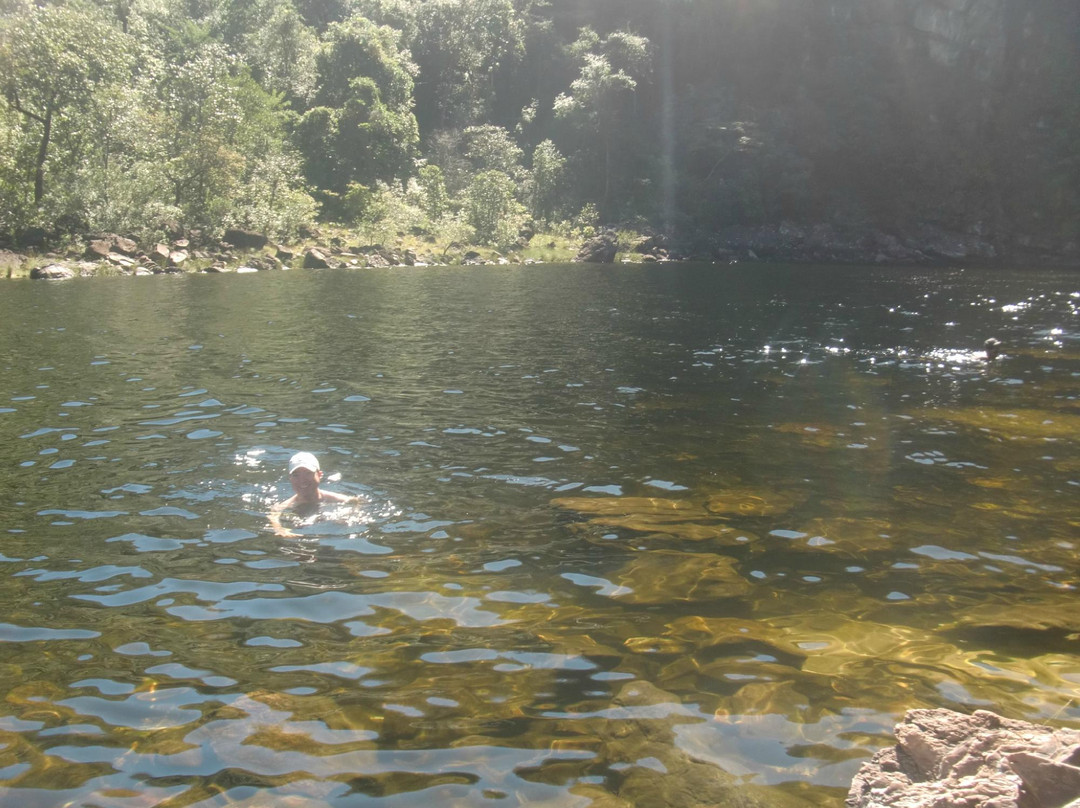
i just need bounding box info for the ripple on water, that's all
[1,266,1079,806]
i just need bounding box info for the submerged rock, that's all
[847,708,1080,808]
[612,550,751,603]
[706,488,805,517]
[553,495,758,543]
[569,679,794,808]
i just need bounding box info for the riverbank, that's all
[3,221,1077,279]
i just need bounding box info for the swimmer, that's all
[984,337,1002,361]
[268,452,360,538]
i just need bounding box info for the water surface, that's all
[0,264,1078,806]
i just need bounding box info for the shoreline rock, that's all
[6,221,1079,279]
[847,708,1080,808]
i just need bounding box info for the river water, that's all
[0,264,1078,807]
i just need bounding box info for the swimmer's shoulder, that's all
[272,494,298,513]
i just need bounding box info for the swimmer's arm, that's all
[268,496,300,537]
[320,489,364,504]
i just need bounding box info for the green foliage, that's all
[239,1,319,101]
[0,99,34,234]
[410,0,524,130]
[352,180,427,244]
[465,169,527,247]
[428,210,474,247]
[527,139,566,221]
[0,2,133,216]
[315,16,415,110]
[0,0,1077,249]
[297,16,419,199]
[553,27,652,216]
[226,149,317,238]
[416,164,449,219]
[461,125,524,179]
[342,181,378,223]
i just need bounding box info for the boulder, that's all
[167,249,188,268]
[303,248,332,268]
[85,238,113,260]
[30,264,76,280]
[575,232,619,263]
[223,228,268,250]
[113,236,138,256]
[151,243,171,265]
[847,708,1080,808]
[633,233,670,256]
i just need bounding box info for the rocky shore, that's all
[848,709,1080,808]
[3,221,1077,280]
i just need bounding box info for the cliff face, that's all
[669,0,1079,252]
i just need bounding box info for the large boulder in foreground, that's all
[847,709,1080,808]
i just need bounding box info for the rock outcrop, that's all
[710,222,999,265]
[847,709,1080,808]
[302,248,332,268]
[30,264,76,280]
[575,232,619,263]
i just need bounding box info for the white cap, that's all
[288,451,320,474]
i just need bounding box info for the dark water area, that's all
[0,264,1078,807]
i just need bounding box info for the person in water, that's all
[268,451,358,537]
[984,337,1002,361]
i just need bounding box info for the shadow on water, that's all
[0,264,1077,806]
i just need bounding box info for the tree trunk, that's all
[34,108,52,205]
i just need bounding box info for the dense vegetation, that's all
[1,0,1077,252]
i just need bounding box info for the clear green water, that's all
[0,264,1078,807]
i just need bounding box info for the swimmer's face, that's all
[289,467,322,498]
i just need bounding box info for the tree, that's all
[411,0,524,132]
[296,15,419,204]
[416,163,449,219]
[460,124,524,177]
[0,4,131,206]
[211,0,319,101]
[465,169,526,246]
[553,27,650,216]
[527,138,566,220]
[140,42,311,235]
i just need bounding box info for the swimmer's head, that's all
[984,337,1002,361]
[288,452,320,474]
[287,452,322,500]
